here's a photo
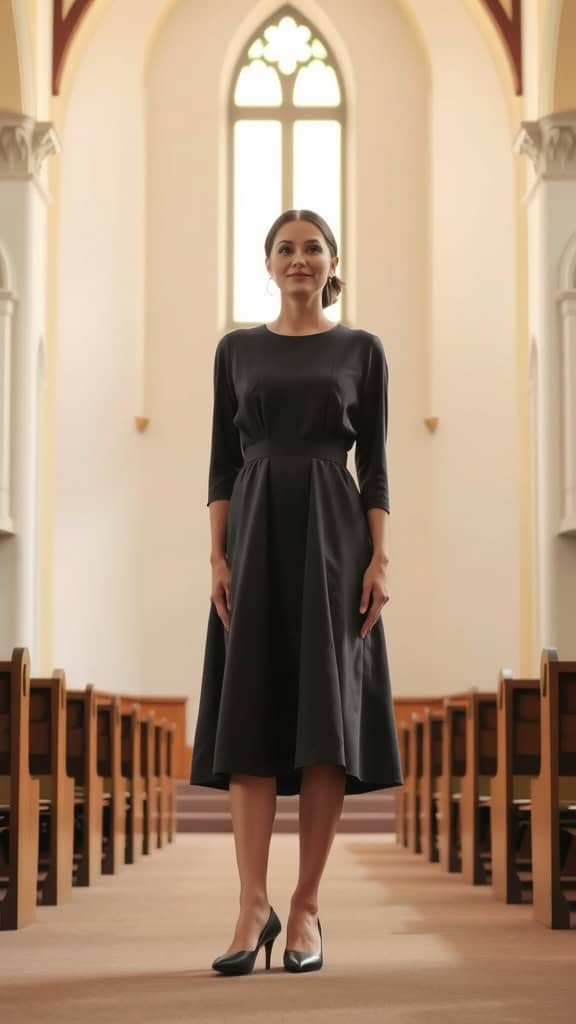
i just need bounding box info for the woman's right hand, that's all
[211,555,232,631]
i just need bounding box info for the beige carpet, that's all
[0,834,574,1023]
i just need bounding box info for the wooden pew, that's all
[0,648,40,929]
[491,669,540,904]
[121,704,143,865]
[531,648,576,928]
[395,722,410,847]
[154,720,167,848]
[30,671,75,904]
[164,722,176,843]
[94,692,124,874]
[406,714,423,854]
[421,707,444,862]
[66,685,103,886]
[460,691,497,885]
[140,707,157,855]
[437,697,470,872]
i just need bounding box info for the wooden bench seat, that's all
[491,671,540,904]
[30,672,75,906]
[531,649,576,928]
[164,723,176,843]
[139,708,157,855]
[67,686,103,887]
[0,648,40,930]
[121,704,143,865]
[437,697,471,873]
[406,714,423,854]
[421,708,444,863]
[395,722,410,848]
[153,721,167,848]
[94,692,124,875]
[461,691,497,885]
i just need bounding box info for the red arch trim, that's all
[480,0,523,95]
[52,0,96,96]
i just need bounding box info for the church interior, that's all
[1,0,576,1020]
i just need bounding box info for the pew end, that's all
[531,649,576,929]
[461,691,497,886]
[94,692,125,875]
[491,670,540,905]
[30,671,75,906]
[437,695,474,874]
[67,686,103,887]
[0,648,40,930]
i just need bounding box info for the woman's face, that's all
[266,220,338,299]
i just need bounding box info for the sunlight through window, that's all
[230,8,344,326]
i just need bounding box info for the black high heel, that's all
[283,918,323,973]
[211,906,282,975]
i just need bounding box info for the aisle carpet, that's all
[0,834,574,1023]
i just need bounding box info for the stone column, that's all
[515,111,576,666]
[0,114,59,662]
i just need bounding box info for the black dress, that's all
[189,322,403,796]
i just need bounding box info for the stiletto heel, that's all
[211,907,282,975]
[283,917,323,973]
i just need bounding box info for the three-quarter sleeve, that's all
[206,334,243,505]
[354,334,390,515]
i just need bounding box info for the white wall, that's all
[54,0,519,744]
[406,0,519,686]
[54,1,151,693]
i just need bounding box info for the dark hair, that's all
[264,209,345,309]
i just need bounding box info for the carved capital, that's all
[515,112,576,180]
[0,114,60,180]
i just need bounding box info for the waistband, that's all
[243,440,348,467]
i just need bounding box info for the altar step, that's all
[176,781,397,834]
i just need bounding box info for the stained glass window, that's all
[230,8,344,326]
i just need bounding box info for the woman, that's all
[190,209,403,975]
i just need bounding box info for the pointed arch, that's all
[228,4,346,327]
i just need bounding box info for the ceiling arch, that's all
[52,0,523,97]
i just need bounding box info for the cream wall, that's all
[0,1,22,112]
[53,0,150,694]
[406,0,519,686]
[51,0,520,744]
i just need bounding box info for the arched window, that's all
[229,6,345,327]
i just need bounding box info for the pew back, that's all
[421,708,444,862]
[531,650,576,927]
[121,704,143,864]
[438,697,470,872]
[0,649,40,929]
[30,673,75,904]
[94,692,124,875]
[395,722,411,846]
[66,686,103,886]
[461,692,497,884]
[407,714,423,853]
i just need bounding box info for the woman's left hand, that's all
[359,557,390,638]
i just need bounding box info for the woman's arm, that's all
[355,335,391,635]
[366,507,390,567]
[209,499,230,565]
[206,335,242,629]
[206,334,243,509]
[354,334,391,518]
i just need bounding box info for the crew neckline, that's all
[263,323,341,337]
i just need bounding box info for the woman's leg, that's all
[220,774,277,955]
[286,764,346,951]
